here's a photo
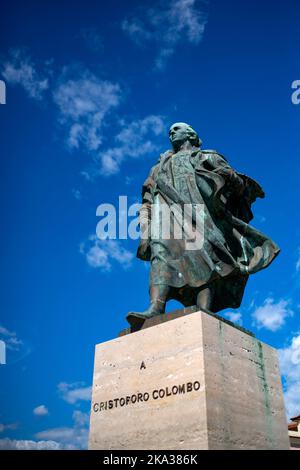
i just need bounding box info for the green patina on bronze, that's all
[217,320,232,448]
[127,122,279,329]
[252,339,274,447]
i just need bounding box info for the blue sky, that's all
[0,0,299,449]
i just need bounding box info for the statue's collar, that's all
[159,147,201,164]
[169,146,200,156]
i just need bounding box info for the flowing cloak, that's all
[137,147,280,312]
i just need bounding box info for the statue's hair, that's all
[186,126,202,148]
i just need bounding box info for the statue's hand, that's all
[137,239,151,261]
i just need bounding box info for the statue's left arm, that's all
[204,151,265,222]
[207,152,245,195]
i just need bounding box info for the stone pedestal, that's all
[89,310,289,450]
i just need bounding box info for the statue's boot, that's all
[126,285,169,329]
[196,286,214,315]
[126,302,164,329]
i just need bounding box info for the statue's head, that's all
[169,122,201,150]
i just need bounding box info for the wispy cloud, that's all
[2,49,49,99]
[33,405,49,417]
[0,324,31,365]
[251,298,293,332]
[80,236,134,271]
[53,68,121,152]
[57,382,92,405]
[0,422,18,433]
[0,325,23,351]
[279,333,300,418]
[122,0,208,69]
[99,115,165,175]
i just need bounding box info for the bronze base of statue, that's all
[126,305,215,331]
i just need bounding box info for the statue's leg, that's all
[148,284,170,315]
[196,286,214,313]
[126,284,170,328]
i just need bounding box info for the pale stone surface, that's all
[89,311,289,450]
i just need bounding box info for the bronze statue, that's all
[127,122,279,328]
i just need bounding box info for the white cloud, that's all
[0,422,18,433]
[53,69,121,153]
[99,115,165,175]
[0,438,65,450]
[279,334,300,419]
[251,298,293,332]
[33,405,49,417]
[35,428,74,442]
[0,325,14,336]
[57,382,92,405]
[34,410,89,450]
[0,324,23,351]
[122,0,208,69]
[2,49,49,99]
[80,237,134,271]
[225,311,242,325]
[34,428,86,450]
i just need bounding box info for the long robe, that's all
[137,147,279,312]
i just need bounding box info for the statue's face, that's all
[169,122,198,149]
